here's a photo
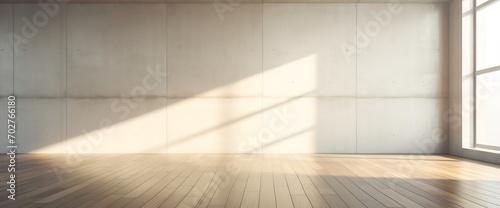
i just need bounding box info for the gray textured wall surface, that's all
[0,2,449,154]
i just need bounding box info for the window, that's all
[474,0,500,150]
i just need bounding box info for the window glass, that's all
[476,70,500,147]
[476,0,489,6]
[476,1,500,70]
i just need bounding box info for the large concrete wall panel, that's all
[357,98,448,153]
[167,98,262,153]
[262,98,356,153]
[0,4,13,97]
[67,4,167,97]
[13,4,66,97]
[167,4,263,98]
[357,3,448,98]
[2,3,451,154]
[263,4,356,97]
[66,98,167,153]
[16,98,66,153]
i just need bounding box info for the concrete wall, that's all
[0,2,449,154]
[0,4,13,152]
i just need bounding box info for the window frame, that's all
[473,0,500,151]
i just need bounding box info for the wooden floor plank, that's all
[226,180,247,208]
[0,154,499,208]
[240,191,259,208]
[291,194,313,208]
[260,156,276,208]
[275,186,294,208]
[350,157,461,208]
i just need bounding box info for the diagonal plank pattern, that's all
[0,154,500,208]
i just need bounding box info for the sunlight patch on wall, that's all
[63,100,167,154]
[263,54,318,97]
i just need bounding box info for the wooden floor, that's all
[1,154,500,208]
